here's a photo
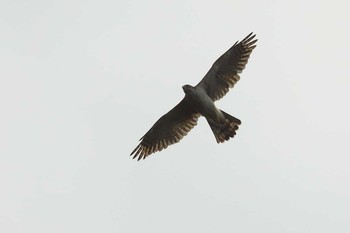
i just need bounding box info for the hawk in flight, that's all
[131,33,257,160]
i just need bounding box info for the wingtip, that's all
[130,142,152,160]
[130,146,137,156]
[246,32,256,40]
[130,144,141,158]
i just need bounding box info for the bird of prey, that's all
[131,33,257,160]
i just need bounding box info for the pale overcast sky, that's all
[1,0,350,232]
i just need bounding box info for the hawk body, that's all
[183,85,224,124]
[131,33,257,160]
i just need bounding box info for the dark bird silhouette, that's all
[131,33,257,160]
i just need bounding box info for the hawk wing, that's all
[130,98,200,160]
[196,32,257,101]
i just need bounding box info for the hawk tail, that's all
[207,110,241,143]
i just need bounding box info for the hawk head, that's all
[182,84,194,94]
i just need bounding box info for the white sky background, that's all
[1,0,350,232]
